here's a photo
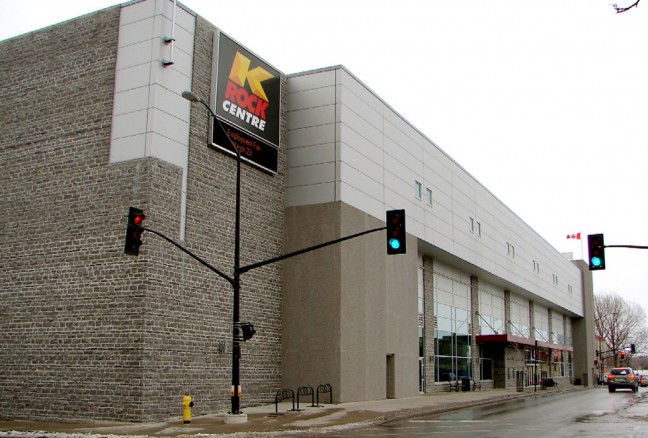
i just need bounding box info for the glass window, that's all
[437,316,452,332]
[426,188,432,206]
[433,275,476,382]
[456,358,472,379]
[455,308,469,334]
[418,326,424,357]
[480,345,493,380]
[493,317,504,334]
[456,334,471,357]
[434,309,473,381]
[415,181,422,199]
[435,330,453,356]
[436,356,455,381]
[436,302,452,318]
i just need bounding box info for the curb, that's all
[209,387,583,437]
[0,387,585,438]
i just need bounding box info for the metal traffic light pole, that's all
[174,90,408,418]
[132,205,388,417]
[181,91,245,416]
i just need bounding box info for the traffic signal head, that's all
[620,350,626,359]
[587,234,605,270]
[241,323,256,341]
[386,209,406,255]
[124,207,146,256]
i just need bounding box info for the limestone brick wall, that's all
[179,15,287,417]
[1,6,286,422]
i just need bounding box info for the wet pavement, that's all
[0,386,583,437]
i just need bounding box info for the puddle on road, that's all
[576,392,648,423]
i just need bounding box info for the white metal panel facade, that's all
[287,66,583,316]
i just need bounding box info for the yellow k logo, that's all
[228,52,274,103]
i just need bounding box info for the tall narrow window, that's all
[507,242,515,258]
[426,188,432,206]
[415,181,422,199]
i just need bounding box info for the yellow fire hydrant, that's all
[182,395,194,424]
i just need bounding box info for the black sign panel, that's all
[215,33,281,147]
[211,118,278,174]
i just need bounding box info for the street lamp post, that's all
[181,90,393,417]
[182,91,244,417]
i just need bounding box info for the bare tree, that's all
[594,292,647,366]
[613,0,641,13]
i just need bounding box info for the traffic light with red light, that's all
[124,207,146,256]
[386,209,406,255]
[620,351,626,359]
[587,234,606,271]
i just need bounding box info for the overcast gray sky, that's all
[3,0,647,314]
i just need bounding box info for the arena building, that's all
[0,0,595,422]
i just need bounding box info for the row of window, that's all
[433,346,571,383]
[414,181,433,207]
[413,181,574,295]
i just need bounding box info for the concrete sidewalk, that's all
[0,386,584,437]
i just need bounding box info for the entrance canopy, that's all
[476,334,573,352]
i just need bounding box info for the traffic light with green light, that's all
[124,207,146,256]
[587,233,606,271]
[386,209,406,255]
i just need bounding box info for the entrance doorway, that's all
[386,354,395,398]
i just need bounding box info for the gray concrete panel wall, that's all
[282,202,418,402]
[282,202,342,397]
[571,260,596,386]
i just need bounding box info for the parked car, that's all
[606,367,639,392]
[640,374,648,387]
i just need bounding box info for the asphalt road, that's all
[333,386,648,437]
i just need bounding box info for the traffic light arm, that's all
[238,226,387,275]
[604,245,648,250]
[141,224,388,283]
[142,227,235,286]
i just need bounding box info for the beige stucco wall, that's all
[571,259,596,386]
[282,201,419,402]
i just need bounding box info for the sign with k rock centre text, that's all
[213,33,281,173]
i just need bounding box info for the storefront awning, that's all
[476,334,573,352]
